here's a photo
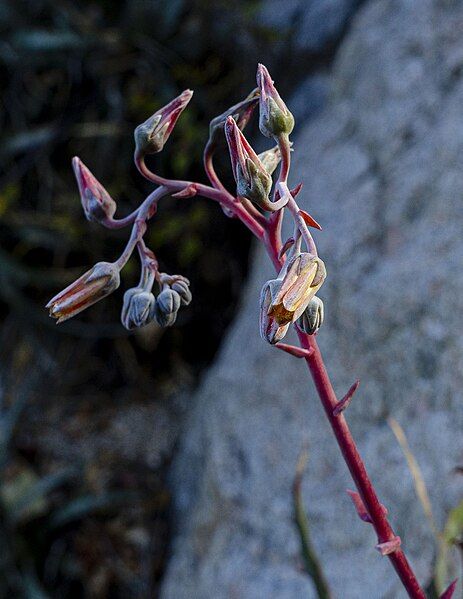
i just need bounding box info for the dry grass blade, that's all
[387,417,440,542]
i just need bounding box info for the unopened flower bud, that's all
[72,157,117,223]
[259,279,290,344]
[224,116,274,209]
[134,89,193,156]
[153,288,181,327]
[296,296,324,335]
[257,63,294,138]
[47,261,120,323]
[121,287,156,330]
[270,253,326,327]
[208,88,259,147]
[171,279,192,306]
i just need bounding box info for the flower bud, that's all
[153,303,178,328]
[47,261,120,323]
[157,288,181,314]
[171,279,192,306]
[296,296,324,335]
[259,279,290,344]
[72,157,117,223]
[121,287,156,330]
[134,89,193,156]
[208,88,259,147]
[224,116,273,209]
[257,63,294,138]
[153,288,181,327]
[270,253,326,326]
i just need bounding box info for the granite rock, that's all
[162,1,463,597]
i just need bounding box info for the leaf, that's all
[434,500,463,595]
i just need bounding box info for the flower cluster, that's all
[45,65,433,599]
[47,63,325,343]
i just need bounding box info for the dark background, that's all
[0,1,348,596]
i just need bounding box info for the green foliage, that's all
[434,500,463,595]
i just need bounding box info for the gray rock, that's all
[258,0,359,53]
[162,0,463,597]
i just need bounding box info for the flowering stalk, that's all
[46,65,452,598]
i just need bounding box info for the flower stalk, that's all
[45,64,441,598]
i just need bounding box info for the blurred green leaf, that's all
[8,470,74,525]
[434,500,463,594]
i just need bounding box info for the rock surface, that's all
[258,0,359,53]
[162,1,463,597]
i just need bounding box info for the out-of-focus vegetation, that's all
[389,418,463,598]
[0,0,290,596]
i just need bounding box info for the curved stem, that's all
[134,152,265,239]
[115,186,168,269]
[203,140,228,194]
[204,141,267,227]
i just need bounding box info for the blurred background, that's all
[3,1,462,598]
[0,0,356,596]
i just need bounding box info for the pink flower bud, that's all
[134,89,193,155]
[224,116,273,208]
[208,88,259,146]
[46,261,120,323]
[256,63,294,138]
[72,157,117,223]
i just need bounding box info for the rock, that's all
[258,0,359,53]
[162,0,463,597]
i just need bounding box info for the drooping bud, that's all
[270,253,326,327]
[171,279,192,306]
[256,63,294,138]
[47,262,120,323]
[134,89,193,156]
[121,287,156,330]
[259,279,290,344]
[208,88,259,147]
[153,288,182,327]
[72,157,117,223]
[296,296,324,335]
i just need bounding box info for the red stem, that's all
[296,331,426,598]
[259,198,425,595]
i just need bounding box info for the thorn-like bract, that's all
[333,380,360,416]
